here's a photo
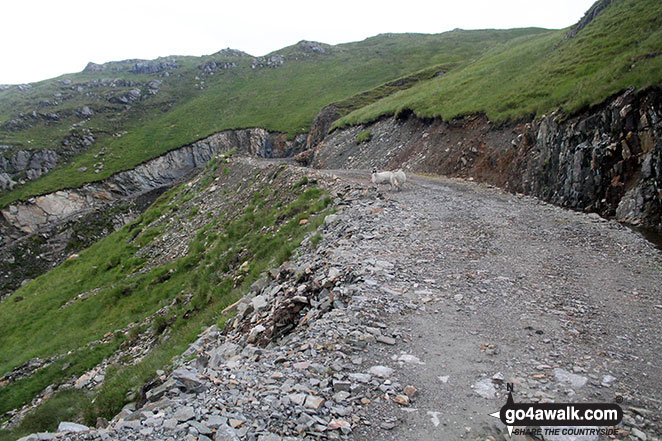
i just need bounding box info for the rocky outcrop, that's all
[310,88,662,230]
[1,128,296,234]
[295,40,327,54]
[213,48,251,57]
[0,194,150,301]
[0,149,59,189]
[108,88,143,105]
[131,59,179,75]
[306,105,340,149]
[565,0,613,40]
[2,111,62,132]
[251,55,285,69]
[198,60,237,73]
[83,58,179,75]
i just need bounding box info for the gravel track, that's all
[329,169,662,441]
[23,165,661,441]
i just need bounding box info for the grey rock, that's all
[28,150,58,172]
[601,374,617,387]
[349,373,371,383]
[172,367,206,392]
[56,422,89,432]
[208,342,240,369]
[77,106,94,118]
[369,365,393,378]
[174,405,195,422]
[247,324,266,343]
[473,378,497,399]
[116,420,141,430]
[288,393,306,406]
[205,415,228,429]
[163,418,178,429]
[304,395,324,409]
[214,424,240,441]
[397,354,422,364]
[332,380,351,392]
[188,421,212,435]
[146,378,177,401]
[147,80,163,89]
[376,335,396,345]
[324,214,339,225]
[251,295,268,310]
[631,428,648,441]
[251,54,284,69]
[0,172,17,190]
[554,368,588,389]
[10,150,31,171]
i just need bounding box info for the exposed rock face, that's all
[306,105,340,149]
[310,88,662,230]
[198,60,237,73]
[108,88,143,105]
[251,55,284,69]
[2,111,61,132]
[565,0,613,39]
[296,40,327,54]
[214,48,250,57]
[131,59,179,75]
[0,194,150,301]
[83,58,179,75]
[0,149,59,188]
[76,106,94,118]
[1,128,294,234]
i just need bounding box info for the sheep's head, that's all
[371,167,377,174]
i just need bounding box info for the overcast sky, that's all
[1,0,597,85]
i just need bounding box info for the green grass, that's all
[0,162,333,437]
[356,130,372,144]
[335,0,662,127]
[0,337,122,416]
[0,29,546,206]
[0,389,92,441]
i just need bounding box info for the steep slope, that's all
[309,0,662,231]
[3,165,662,441]
[312,88,662,230]
[0,156,337,439]
[335,0,662,127]
[0,29,545,206]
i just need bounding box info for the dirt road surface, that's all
[325,169,662,441]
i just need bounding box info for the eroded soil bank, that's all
[310,88,662,233]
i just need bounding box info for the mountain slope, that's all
[335,0,662,127]
[0,157,336,439]
[0,29,545,206]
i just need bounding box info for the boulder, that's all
[56,422,89,433]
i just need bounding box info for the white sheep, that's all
[371,168,407,191]
[392,170,406,190]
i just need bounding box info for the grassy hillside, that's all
[0,157,333,439]
[0,29,544,206]
[335,0,662,127]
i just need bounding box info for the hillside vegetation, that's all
[0,157,333,439]
[0,29,543,206]
[0,1,661,438]
[335,0,662,127]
